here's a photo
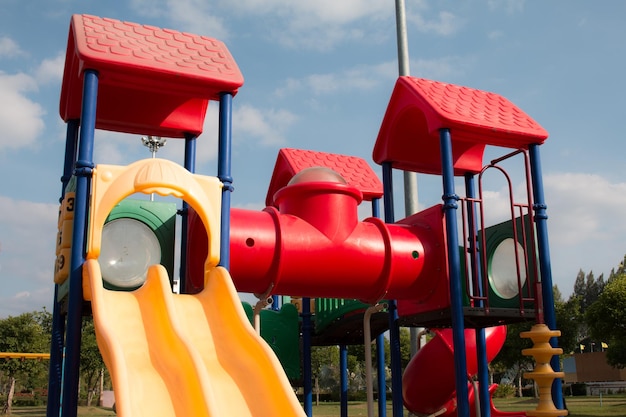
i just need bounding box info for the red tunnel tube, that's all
[186,174,447,304]
[402,326,509,417]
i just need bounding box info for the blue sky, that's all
[1,0,626,317]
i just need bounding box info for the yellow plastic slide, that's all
[83,259,306,417]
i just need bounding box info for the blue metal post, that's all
[376,333,387,417]
[340,344,348,417]
[528,144,565,411]
[381,162,394,222]
[271,295,281,311]
[381,162,404,417]
[61,70,98,417]
[439,128,470,417]
[217,93,233,268]
[184,133,197,174]
[60,120,80,194]
[302,297,313,416]
[178,133,197,294]
[465,173,490,417]
[372,197,388,417]
[47,119,80,417]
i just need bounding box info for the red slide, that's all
[402,326,526,417]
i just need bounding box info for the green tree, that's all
[80,317,106,406]
[607,254,626,284]
[0,312,50,414]
[398,327,411,369]
[553,285,582,354]
[572,270,605,312]
[569,269,606,346]
[310,345,339,404]
[490,322,534,397]
[586,273,626,368]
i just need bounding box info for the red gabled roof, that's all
[373,77,548,175]
[60,14,244,137]
[266,148,383,207]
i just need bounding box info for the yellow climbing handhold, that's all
[520,323,568,417]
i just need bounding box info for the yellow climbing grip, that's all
[520,323,568,417]
[86,158,222,269]
[54,191,76,284]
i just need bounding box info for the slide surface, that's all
[403,326,526,417]
[83,259,306,417]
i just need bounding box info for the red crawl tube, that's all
[186,172,447,304]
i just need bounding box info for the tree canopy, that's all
[0,311,50,414]
[586,272,626,367]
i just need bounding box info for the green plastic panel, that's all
[242,302,301,381]
[314,298,371,333]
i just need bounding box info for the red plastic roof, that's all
[373,76,548,175]
[266,148,383,206]
[59,14,244,137]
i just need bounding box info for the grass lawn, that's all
[494,395,626,417]
[9,406,115,416]
[312,395,626,416]
[8,395,626,416]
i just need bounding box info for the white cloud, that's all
[488,30,504,40]
[0,196,57,317]
[487,0,525,14]
[234,104,297,147]
[544,173,626,245]
[35,52,65,84]
[411,56,469,80]
[407,10,462,36]
[133,0,461,51]
[272,56,467,100]
[479,172,626,254]
[164,0,229,39]
[228,0,393,50]
[0,36,25,58]
[0,287,52,318]
[0,72,45,150]
[274,61,397,98]
[231,0,391,25]
[526,172,626,294]
[130,0,229,39]
[92,130,149,165]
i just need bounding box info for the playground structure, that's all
[47,14,568,417]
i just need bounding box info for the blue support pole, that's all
[271,295,281,311]
[381,162,404,417]
[61,70,98,417]
[376,333,387,417]
[381,162,394,222]
[302,297,313,416]
[60,120,80,194]
[217,93,233,269]
[475,328,489,416]
[371,198,381,219]
[184,133,197,174]
[464,174,491,417]
[340,344,348,417]
[371,197,388,417]
[528,144,565,411]
[178,133,197,294]
[439,128,470,417]
[47,119,80,417]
